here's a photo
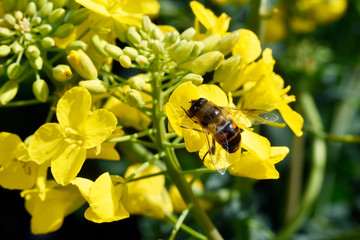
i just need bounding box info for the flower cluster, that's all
[0,0,303,237]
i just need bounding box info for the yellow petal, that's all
[277,102,304,137]
[51,143,87,185]
[56,87,91,130]
[232,29,261,64]
[86,142,120,160]
[80,109,117,149]
[0,160,38,190]
[198,84,228,106]
[182,124,206,152]
[270,146,289,164]
[28,123,63,165]
[241,130,271,160]
[0,132,25,169]
[75,0,111,17]
[190,1,216,30]
[71,177,93,202]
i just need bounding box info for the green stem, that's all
[247,0,268,44]
[166,212,207,240]
[275,90,327,240]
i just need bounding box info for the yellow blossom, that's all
[28,87,117,185]
[125,164,173,219]
[0,132,38,190]
[232,29,261,64]
[21,180,85,234]
[72,172,129,223]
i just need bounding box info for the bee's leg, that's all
[202,150,209,162]
[202,139,215,162]
[180,125,203,132]
[181,106,191,118]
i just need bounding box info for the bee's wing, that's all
[222,107,279,125]
[202,127,229,175]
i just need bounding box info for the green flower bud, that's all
[67,49,98,79]
[123,46,138,60]
[126,89,144,107]
[32,79,49,102]
[26,2,37,16]
[129,75,146,91]
[79,80,108,94]
[181,73,203,85]
[171,40,195,63]
[31,16,42,26]
[202,34,221,53]
[30,56,43,70]
[90,34,108,57]
[11,41,23,54]
[41,37,55,48]
[151,40,164,55]
[65,40,88,54]
[53,0,66,8]
[37,24,52,36]
[189,41,204,59]
[164,31,180,47]
[181,27,196,41]
[150,27,164,40]
[26,45,41,59]
[67,8,89,25]
[127,26,142,45]
[54,23,74,38]
[48,8,66,24]
[213,55,242,83]
[135,55,149,66]
[190,51,224,76]
[4,14,16,26]
[142,15,153,33]
[53,64,72,81]
[7,63,22,80]
[104,44,123,59]
[0,81,19,105]
[40,2,53,18]
[0,45,11,57]
[214,31,241,56]
[119,55,132,68]
[0,27,15,38]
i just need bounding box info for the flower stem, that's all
[275,90,327,240]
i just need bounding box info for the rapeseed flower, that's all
[28,87,117,185]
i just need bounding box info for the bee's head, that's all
[187,98,208,118]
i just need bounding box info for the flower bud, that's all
[142,15,154,33]
[135,55,149,66]
[189,41,204,58]
[181,27,196,41]
[41,37,55,48]
[202,34,221,52]
[181,73,203,85]
[119,55,132,68]
[90,34,108,57]
[54,23,74,38]
[48,8,66,24]
[65,40,88,54]
[67,49,98,79]
[129,75,146,91]
[123,47,138,60]
[0,45,11,57]
[7,63,22,80]
[171,40,195,63]
[35,0,47,8]
[213,55,242,83]
[0,81,19,105]
[126,89,144,107]
[32,79,49,103]
[40,2,53,18]
[30,56,43,70]
[214,31,241,56]
[151,40,164,55]
[26,45,41,59]
[150,27,164,41]
[164,31,180,46]
[4,14,16,26]
[104,44,123,59]
[53,0,66,8]
[31,16,42,26]
[37,24,52,36]
[11,41,23,54]
[79,80,108,94]
[26,1,37,16]
[127,26,142,45]
[189,51,224,76]
[0,27,15,38]
[53,64,72,81]
[67,8,89,25]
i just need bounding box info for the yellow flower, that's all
[169,175,212,212]
[21,180,85,234]
[164,82,278,177]
[0,132,38,190]
[28,87,117,185]
[232,29,262,64]
[125,164,173,219]
[104,85,152,131]
[72,172,129,223]
[190,1,230,39]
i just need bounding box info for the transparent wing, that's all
[202,127,229,175]
[222,107,279,125]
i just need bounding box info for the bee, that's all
[181,98,278,175]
